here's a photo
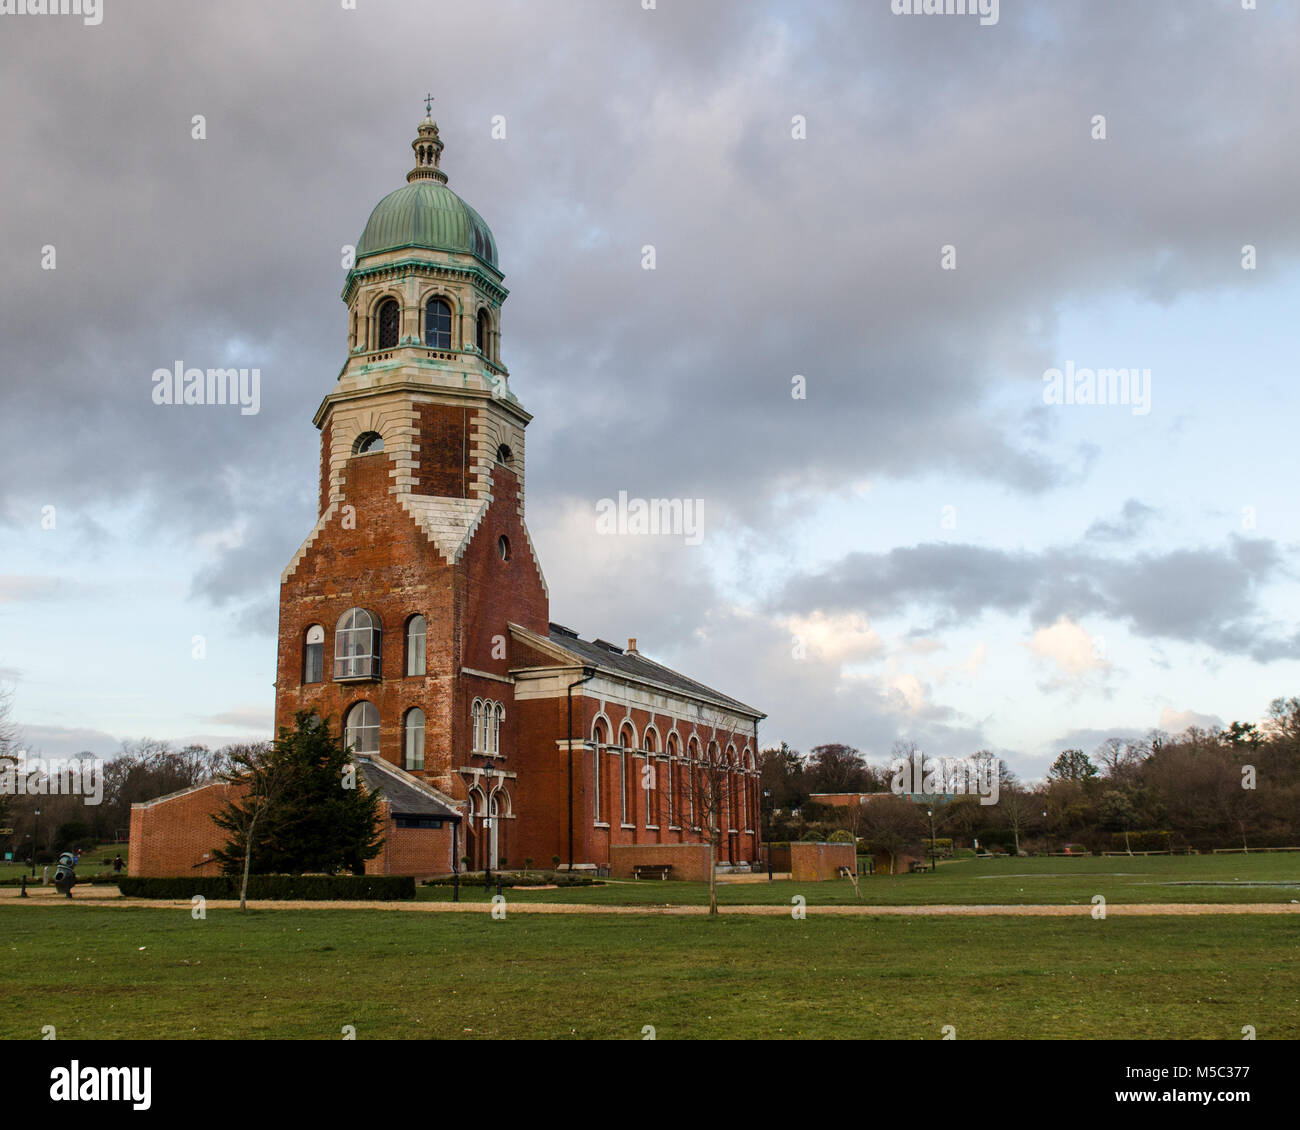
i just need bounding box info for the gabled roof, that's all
[354,756,462,820]
[509,622,765,720]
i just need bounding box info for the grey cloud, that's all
[774,534,1297,662]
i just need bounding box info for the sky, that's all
[1,0,1298,781]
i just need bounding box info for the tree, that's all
[804,743,873,794]
[1049,749,1099,783]
[676,748,735,916]
[0,684,17,833]
[1099,789,1137,854]
[997,779,1033,856]
[758,742,805,811]
[859,795,925,875]
[212,714,384,904]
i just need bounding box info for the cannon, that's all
[52,851,76,897]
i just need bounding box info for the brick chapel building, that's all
[264,109,765,877]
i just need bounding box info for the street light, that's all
[927,807,936,873]
[31,807,40,876]
[762,790,773,881]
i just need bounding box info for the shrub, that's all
[118,875,415,900]
[827,830,855,843]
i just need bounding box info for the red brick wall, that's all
[608,843,713,881]
[130,782,458,878]
[789,842,856,882]
[412,403,470,498]
[128,781,245,877]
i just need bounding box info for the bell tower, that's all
[275,106,549,801]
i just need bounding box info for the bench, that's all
[633,864,673,881]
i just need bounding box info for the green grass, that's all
[422,853,1300,907]
[2,904,1295,1040]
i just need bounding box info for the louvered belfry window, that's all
[377,299,400,349]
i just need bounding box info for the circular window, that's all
[497,535,510,561]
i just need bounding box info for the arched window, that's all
[354,431,384,454]
[472,699,483,752]
[303,624,324,684]
[425,297,452,349]
[492,702,504,756]
[666,735,678,826]
[593,720,607,824]
[376,298,400,350]
[334,608,381,680]
[406,615,426,677]
[496,444,512,466]
[404,708,425,771]
[497,535,510,561]
[344,701,379,754]
[476,309,491,359]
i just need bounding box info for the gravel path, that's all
[4,889,1298,916]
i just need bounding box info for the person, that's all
[113,854,124,874]
[42,865,49,885]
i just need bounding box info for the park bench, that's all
[633,864,673,880]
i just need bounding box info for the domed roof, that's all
[356,180,498,268]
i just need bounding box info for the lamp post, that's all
[1043,810,1049,853]
[31,808,40,876]
[762,789,773,880]
[927,807,936,873]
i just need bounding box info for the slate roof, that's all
[355,756,461,820]
[543,625,764,719]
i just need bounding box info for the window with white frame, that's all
[404,708,425,771]
[344,701,379,754]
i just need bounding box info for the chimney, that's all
[627,637,638,655]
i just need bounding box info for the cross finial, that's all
[424,93,434,117]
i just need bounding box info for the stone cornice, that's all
[342,257,507,306]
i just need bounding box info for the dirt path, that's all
[3,888,1297,916]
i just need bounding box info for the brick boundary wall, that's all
[128,780,246,877]
[608,843,713,882]
[789,842,856,882]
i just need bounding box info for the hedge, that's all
[423,872,598,889]
[118,875,415,900]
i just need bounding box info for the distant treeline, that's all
[759,696,1300,855]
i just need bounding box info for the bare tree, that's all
[676,747,735,916]
[998,780,1033,856]
[859,795,925,875]
[210,742,280,910]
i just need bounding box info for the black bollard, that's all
[19,875,27,898]
[496,876,503,898]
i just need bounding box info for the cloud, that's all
[1159,707,1225,735]
[1024,617,1110,680]
[1085,499,1158,543]
[773,535,1298,662]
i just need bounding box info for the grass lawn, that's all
[2,904,1295,1040]
[419,852,1300,907]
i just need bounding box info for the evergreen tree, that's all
[212,712,384,879]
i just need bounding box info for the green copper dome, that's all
[355,180,499,269]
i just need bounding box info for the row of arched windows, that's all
[302,609,426,684]
[368,295,494,360]
[343,701,425,771]
[472,699,504,755]
[589,720,756,832]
